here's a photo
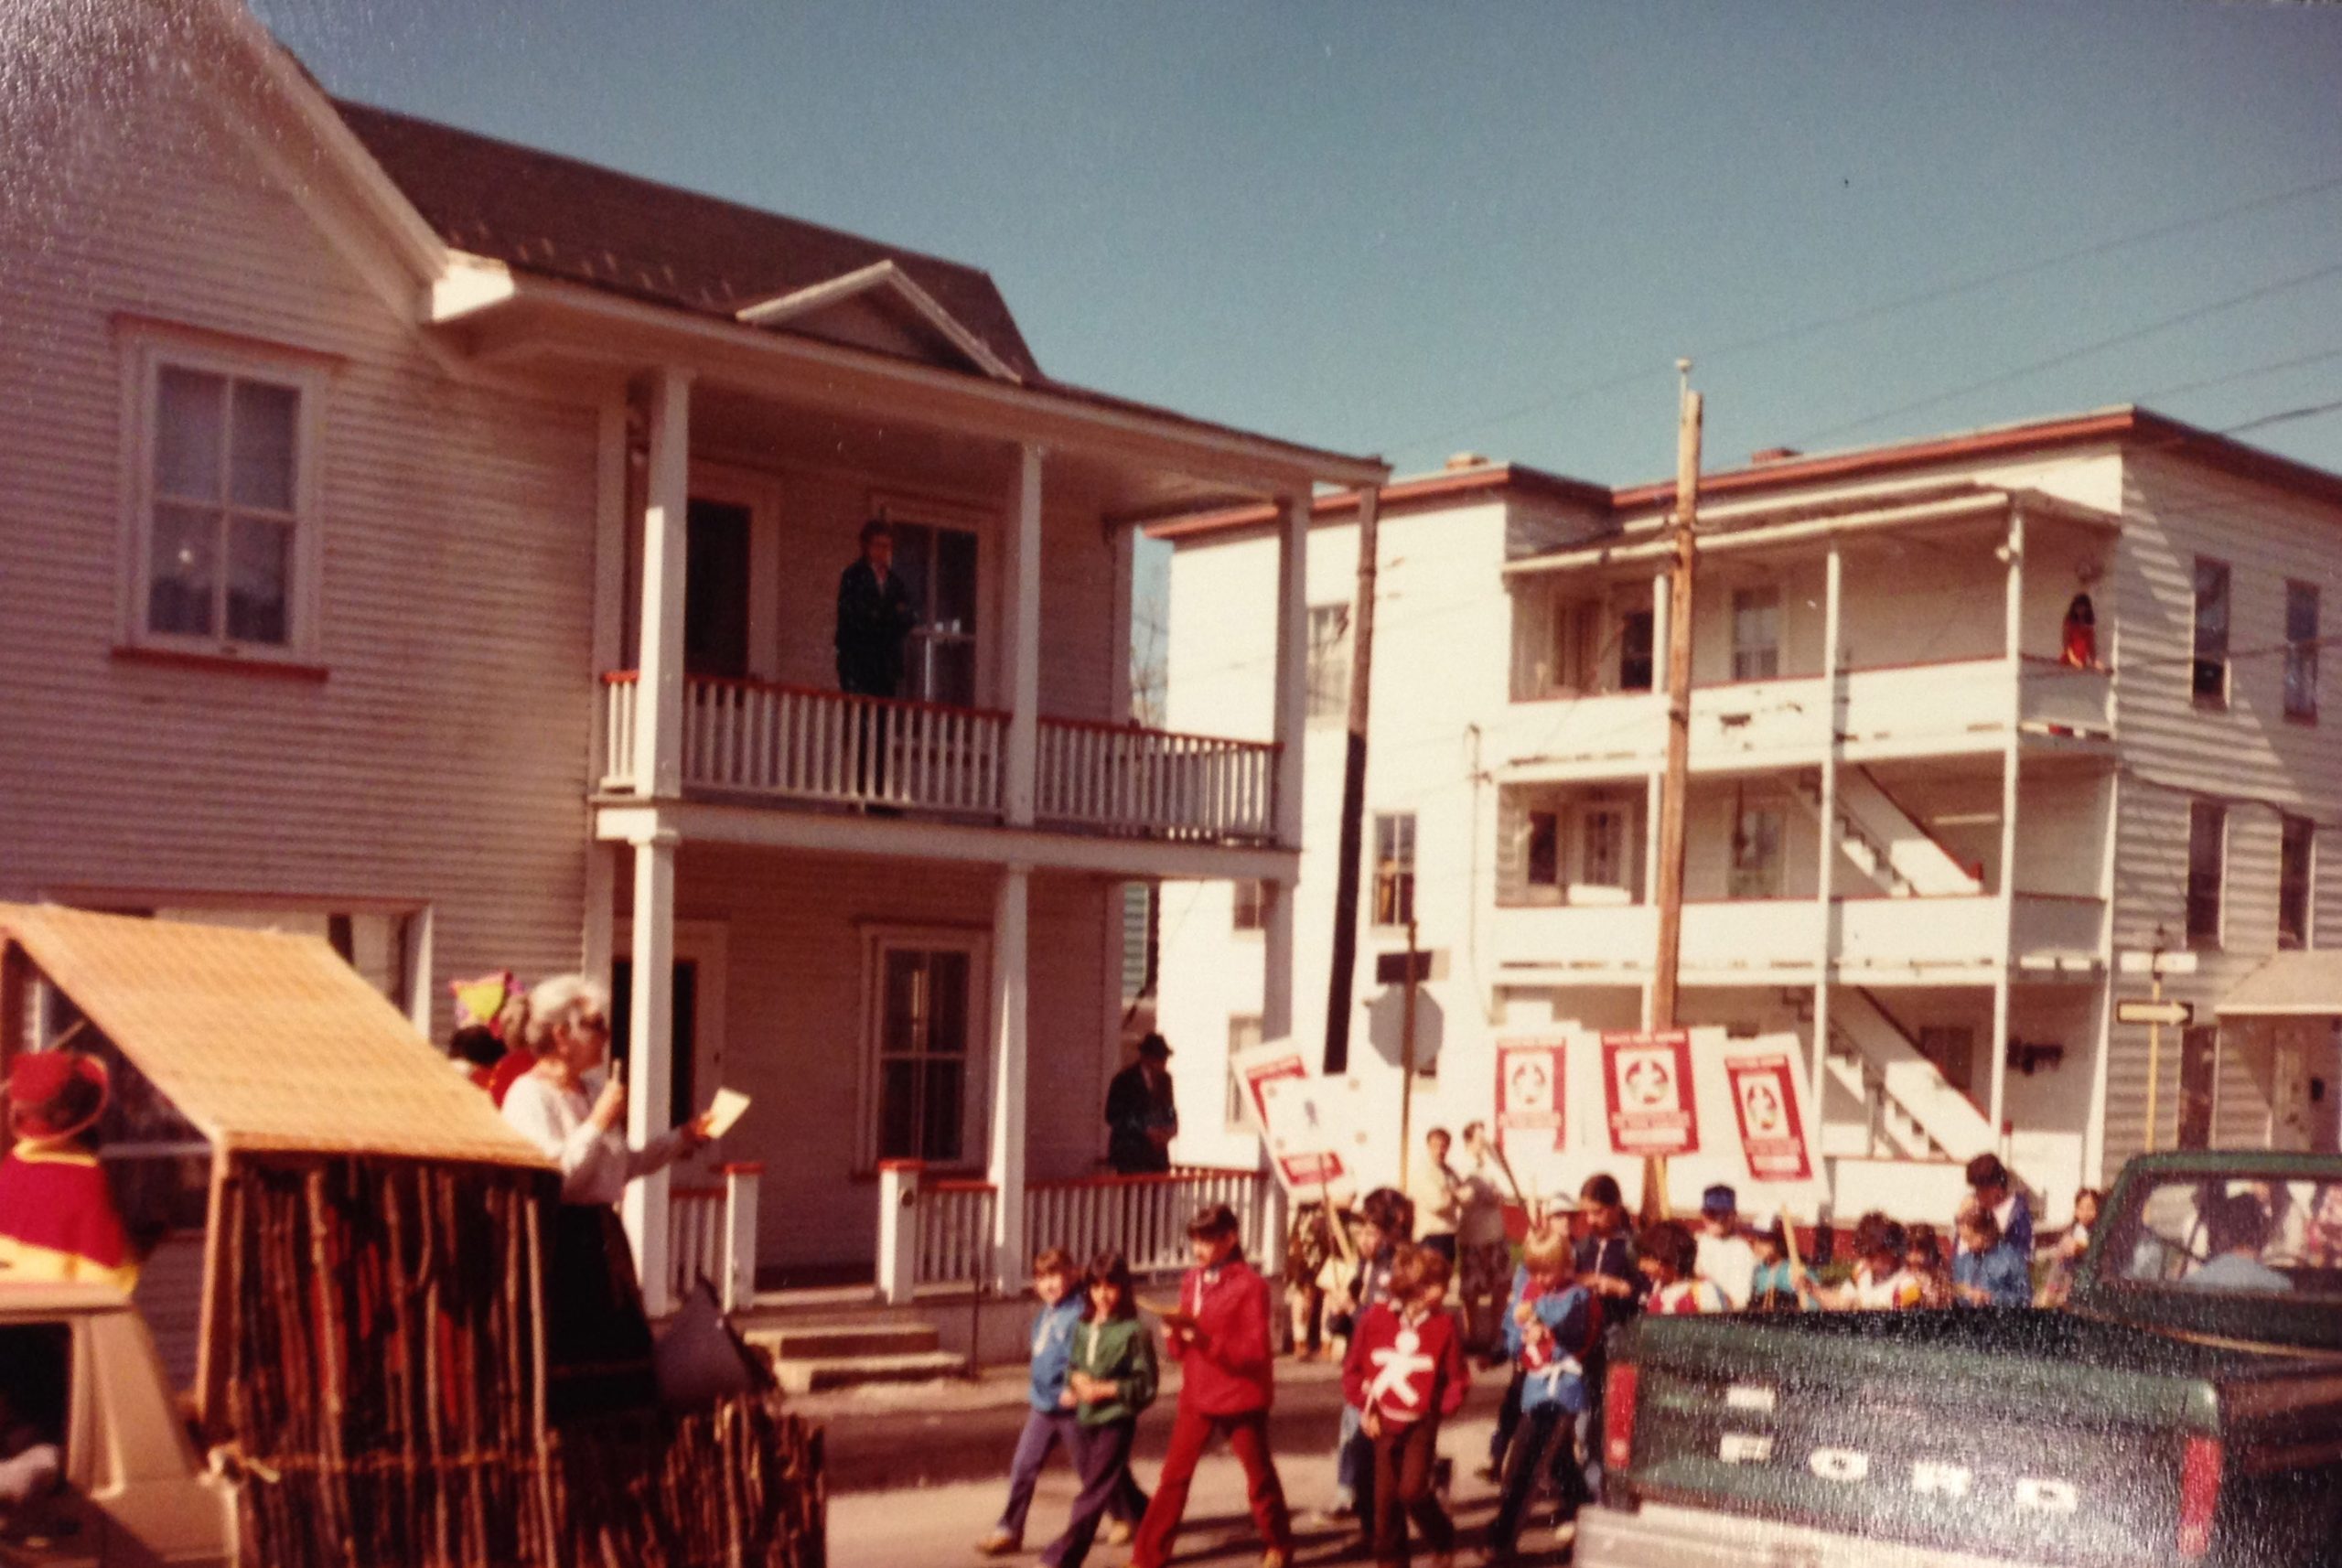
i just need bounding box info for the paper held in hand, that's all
[704,1088,752,1140]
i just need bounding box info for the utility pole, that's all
[1323,488,1381,1074]
[1646,363,1703,1219]
[1399,915,1421,1185]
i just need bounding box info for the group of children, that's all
[975,1155,2094,1568]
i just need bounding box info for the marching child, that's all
[1128,1204,1294,1568]
[1485,1226,1597,1562]
[1747,1219,1812,1312]
[1637,1221,1732,1315]
[979,1248,1140,1556]
[1322,1187,1413,1531]
[1041,1251,1157,1568]
[1950,1207,2031,1307]
[1342,1244,1470,1568]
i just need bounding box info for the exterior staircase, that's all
[1790,767,1982,898]
[733,1288,964,1394]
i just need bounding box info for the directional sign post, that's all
[2117,949,2200,1154]
[2116,999,2195,1028]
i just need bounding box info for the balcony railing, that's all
[886,1165,1272,1294]
[1501,656,2113,773]
[602,673,1277,843]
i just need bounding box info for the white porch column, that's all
[1812,543,1843,1119]
[1271,492,1311,850]
[1004,445,1044,827]
[622,828,679,1316]
[987,863,1032,1291]
[1989,506,2027,1144]
[634,368,693,796]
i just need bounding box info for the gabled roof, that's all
[0,905,550,1170]
[734,259,1023,382]
[331,99,1045,383]
[2218,951,2342,1017]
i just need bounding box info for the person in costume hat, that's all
[449,971,532,1108]
[0,1049,139,1291]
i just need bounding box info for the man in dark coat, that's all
[1104,1034,1178,1175]
[835,518,919,698]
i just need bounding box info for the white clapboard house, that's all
[1155,411,2342,1226]
[0,0,1385,1314]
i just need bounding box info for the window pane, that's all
[2193,559,2229,703]
[882,950,923,1055]
[1307,605,1350,717]
[925,638,977,707]
[877,1059,919,1160]
[922,1059,964,1162]
[2186,801,2224,945]
[155,368,225,501]
[2281,817,2314,949]
[147,504,218,637]
[1527,811,1560,886]
[1585,810,1624,886]
[2287,584,2319,719]
[225,516,290,644]
[929,950,970,1056]
[893,523,934,618]
[933,528,978,634]
[229,381,298,511]
[1619,610,1655,691]
[1733,587,1780,681]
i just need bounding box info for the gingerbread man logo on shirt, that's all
[1367,1321,1438,1413]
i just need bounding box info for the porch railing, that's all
[880,1163,1271,1299]
[665,1163,762,1313]
[1035,719,1278,842]
[603,672,1279,843]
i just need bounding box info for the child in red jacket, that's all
[1343,1244,1469,1568]
[1128,1204,1294,1568]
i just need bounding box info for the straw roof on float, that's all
[0,903,552,1170]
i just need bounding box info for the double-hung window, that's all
[1731,586,1781,682]
[893,521,980,707]
[1307,604,1352,719]
[2186,800,2226,949]
[1730,806,1785,898]
[2192,558,2230,707]
[868,940,979,1165]
[127,338,322,658]
[2285,581,2320,723]
[1373,812,1417,927]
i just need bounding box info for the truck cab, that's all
[1580,1151,2342,1568]
[0,1284,233,1568]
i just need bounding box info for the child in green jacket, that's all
[1044,1251,1158,1568]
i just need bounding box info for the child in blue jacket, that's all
[980,1247,1143,1554]
[1485,1224,1599,1561]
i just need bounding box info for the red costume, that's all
[1342,1301,1470,1427]
[1129,1254,1292,1567]
[0,1052,137,1291]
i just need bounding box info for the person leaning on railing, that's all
[500,974,713,1423]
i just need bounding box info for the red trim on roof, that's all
[1146,463,1611,542]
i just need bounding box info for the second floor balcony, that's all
[600,672,1280,843]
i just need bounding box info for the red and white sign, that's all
[1495,1036,1569,1155]
[1602,1030,1700,1157]
[1229,1037,1311,1132]
[1724,1049,1812,1183]
[1258,1075,1365,1196]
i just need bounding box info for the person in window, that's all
[2061,593,2099,670]
[500,975,713,1422]
[0,1049,139,1291]
[2188,1191,2294,1294]
[834,517,918,700]
[1103,1034,1178,1176]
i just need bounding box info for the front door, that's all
[2176,1026,2219,1151]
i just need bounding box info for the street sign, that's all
[2117,998,2194,1027]
[2119,950,2200,977]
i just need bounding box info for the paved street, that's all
[816,1361,1583,1566]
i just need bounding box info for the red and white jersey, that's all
[1649,1276,1732,1316]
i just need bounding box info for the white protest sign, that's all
[1228,1036,1312,1133]
[1257,1074,1371,1199]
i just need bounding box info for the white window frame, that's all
[2192,557,2231,710]
[1224,1014,1264,1129]
[869,488,996,707]
[2284,579,2320,725]
[1307,603,1352,720]
[2280,815,2315,951]
[2186,800,2227,950]
[855,924,991,1173]
[1730,805,1786,899]
[117,325,328,663]
[1373,811,1418,928]
[1731,585,1782,682]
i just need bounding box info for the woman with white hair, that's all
[500,973,712,1420]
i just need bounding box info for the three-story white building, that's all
[1156,410,2342,1224]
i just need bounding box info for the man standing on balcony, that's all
[1105,1034,1179,1175]
[835,517,919,699]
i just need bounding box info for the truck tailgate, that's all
[1612,1311,2251,1566]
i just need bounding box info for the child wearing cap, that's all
[1747,1220,1811,1312]
[1693,1185,1758,1310]
[0,1049,139,1290]
[1638,1221,1732,1315]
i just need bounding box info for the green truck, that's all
[1582,1151,2342,1568]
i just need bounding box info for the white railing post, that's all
[721,1162,762,1314]
[877,1160,922,1306]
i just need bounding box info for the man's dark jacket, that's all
[1103,1062,1176,1175]
[834,559,918,696]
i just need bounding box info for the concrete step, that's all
[772,1349,968,1395]
[747,1321,942,1362]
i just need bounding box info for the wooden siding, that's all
[2100,449,2342,1175]
[656,846,1116,1271]
[0,27,601,1032]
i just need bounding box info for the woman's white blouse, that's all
[500,1071,686,1207]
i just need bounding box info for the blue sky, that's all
[256,0,2342,495]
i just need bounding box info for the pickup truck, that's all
[1580,1150,2342,1568]
[0,1283,233,1568]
